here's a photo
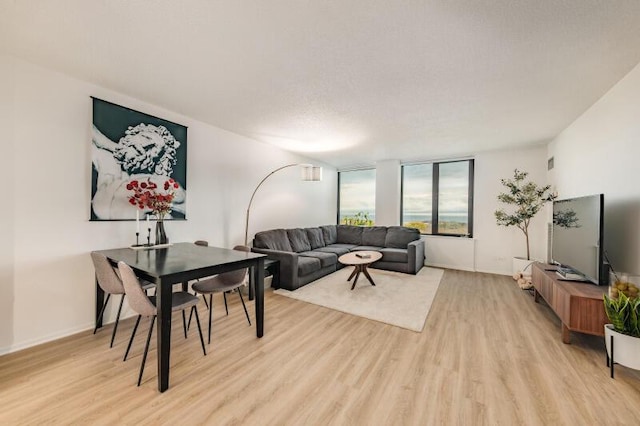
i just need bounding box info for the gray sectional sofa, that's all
[252,225,425,291]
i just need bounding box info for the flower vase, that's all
[155,217,168,245]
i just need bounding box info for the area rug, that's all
[273,266,444,332]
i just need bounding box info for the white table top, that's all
[338,250,383,266]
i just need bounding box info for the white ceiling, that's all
[3,1,640,168]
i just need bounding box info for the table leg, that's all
[347,267,358,281]
[255,258,264,338]
[362,267,376,286]
[249,267,255,301]
[351,266,362,290]
[156,279,173,392]
[95,275,104,329]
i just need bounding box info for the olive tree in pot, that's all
[494,169,556,282]
[603,290,640,377]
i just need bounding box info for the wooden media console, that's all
[531,262,608,344]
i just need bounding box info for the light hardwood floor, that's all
[2,270,640,425]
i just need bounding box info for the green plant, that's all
[341,212,374,226]
[603,292,640,337]
[494,169,557,260]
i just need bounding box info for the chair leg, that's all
[187,294,209,331]
[202,293,209,310]
[223,292,228,316]
[124,315,142,361]
[138,316,156,387]
[182,310,188,339]
[208,294,213,344]
[238,291,251,326]
[192,306,206,356]
[110,294,125,348]
[93,294,111,334]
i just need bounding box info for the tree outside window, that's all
[338,169,376,226]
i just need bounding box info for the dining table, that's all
[93,242,266,392]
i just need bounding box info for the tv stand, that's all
[531,263,608,344]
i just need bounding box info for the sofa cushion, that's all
[380,248,409,263]
[316,245,351,257]
[384,226,420,249]
[287,228,311,253]
[300,251,337,268]
[254,229,293,252]
[320,225,337,245]
[298,256,321,276]
[337,225,363,245]
[362,226,388,247]
[352,246,383,252]
[305,228,325,249]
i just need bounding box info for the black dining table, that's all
[93,242,266,392]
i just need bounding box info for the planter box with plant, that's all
[603,285,640,377]
[495,169,556,286]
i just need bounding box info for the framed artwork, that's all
[90,97,187,221]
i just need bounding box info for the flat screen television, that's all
[551,194,607,285]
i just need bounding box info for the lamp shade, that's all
[300,165,322,181]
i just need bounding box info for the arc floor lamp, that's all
[244,164,322,246]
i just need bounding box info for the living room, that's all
[2,1,640,424]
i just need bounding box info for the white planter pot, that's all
[605,324,640,373]
[512,257,534,277]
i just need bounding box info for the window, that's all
[338,169,376,225]
[401,159,474,236]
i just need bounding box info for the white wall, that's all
[0,55,16,350]
[1,56,336,354]
[374,146,549,275]
[473,146,549,274]
[548,62,640,277]
[375,159,401,226]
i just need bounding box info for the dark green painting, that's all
[91,98,187,220]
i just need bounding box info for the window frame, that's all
[336,168,377,225]
[400,159,474,237]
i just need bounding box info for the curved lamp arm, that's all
[244,163,321,245]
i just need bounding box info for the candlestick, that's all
[135,232,140,246]
[136,210,140,233]
[146,227,151,246]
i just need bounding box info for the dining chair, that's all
[91,252,155,348]
[190,245,252,344]
[118,261,207,386]
[192,240,211,309]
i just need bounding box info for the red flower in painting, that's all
[126,178,176,219]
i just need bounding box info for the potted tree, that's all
[603,288,640,377]
[494,169,556,280]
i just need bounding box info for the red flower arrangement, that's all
[126,178,179,219]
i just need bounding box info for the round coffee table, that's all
[338,251,383,290]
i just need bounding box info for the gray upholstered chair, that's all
[192,240,211,309]
[91,252,154,348]
[191,245,252,344]
[118,261,206,386]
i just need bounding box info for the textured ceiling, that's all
[3,1,640,167]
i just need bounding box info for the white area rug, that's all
[274,266,444,332]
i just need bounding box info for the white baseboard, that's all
[0,322,94,356]
[426,262,475,272]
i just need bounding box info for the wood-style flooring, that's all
[1,270,640,425]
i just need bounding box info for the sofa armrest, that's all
[407,239,425,274]
[251,248,299,290]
